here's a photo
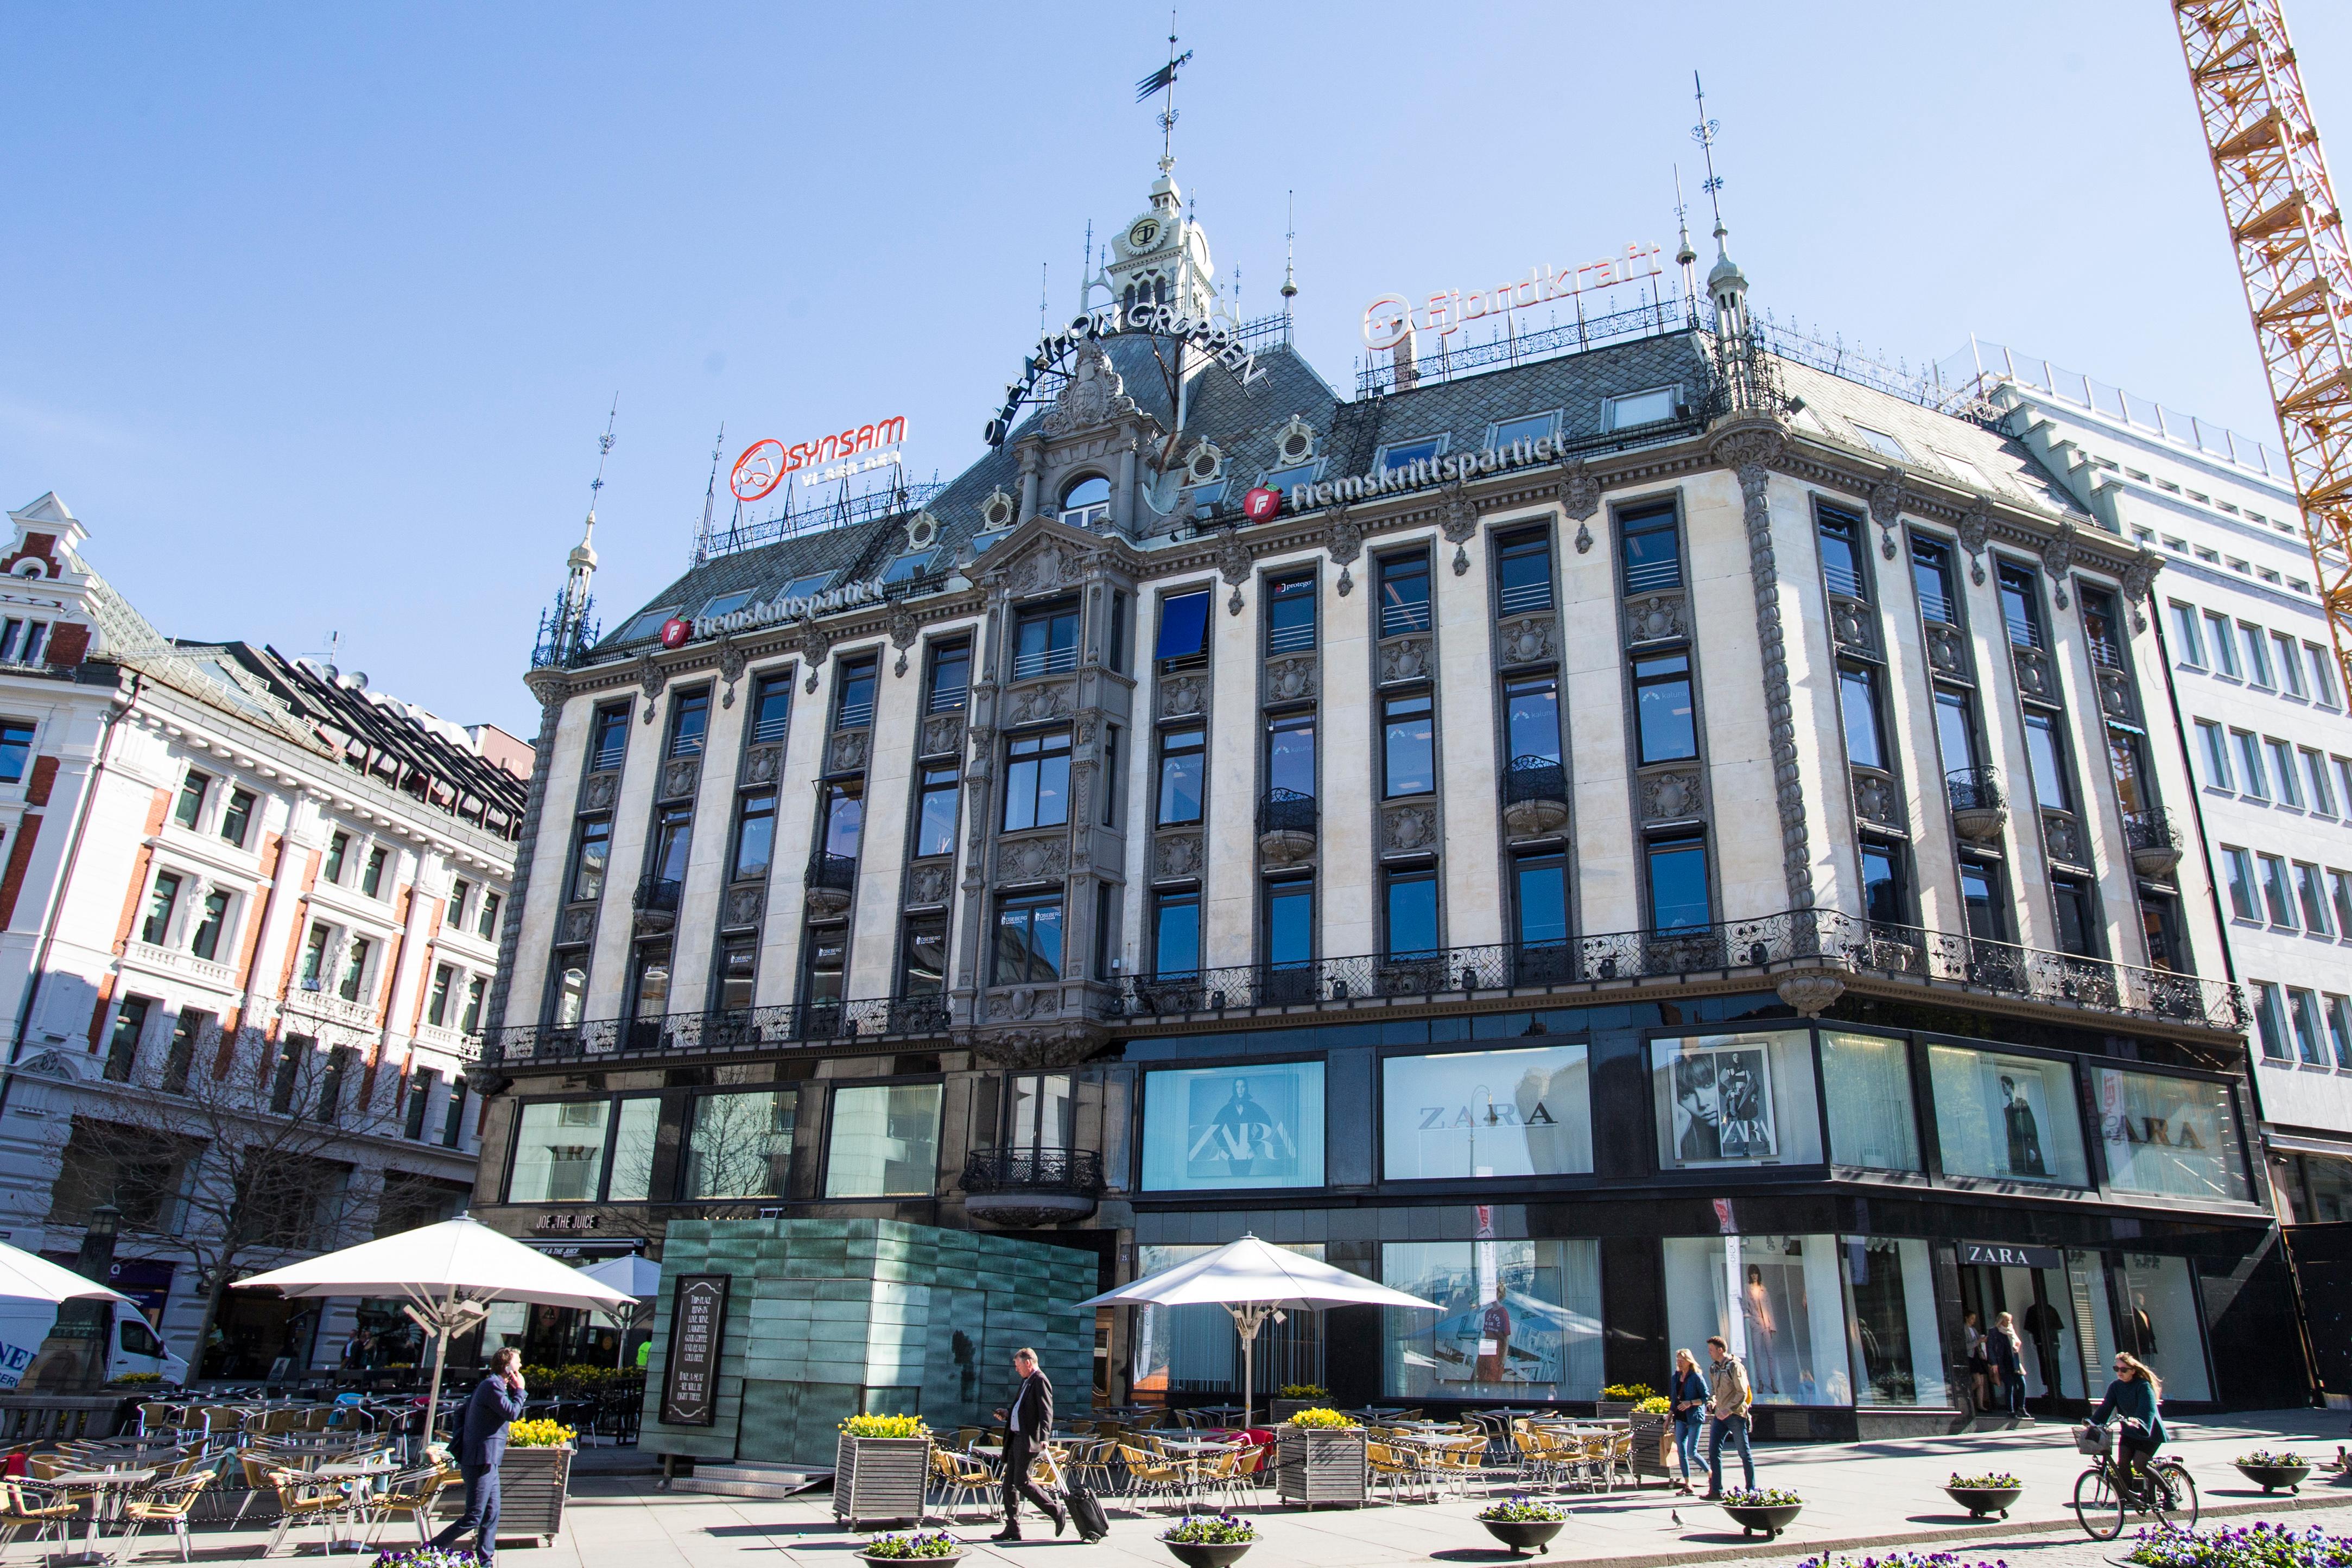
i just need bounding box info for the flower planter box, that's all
[1267,1399,1320,1424]
[497,1445,573,1545]
[1480,1520,1565,1557]
[1275,1426,1367,1507]
[2233,1461,2310,1494]
[1628,1415,1672,1479]
[835,1436,934,1528]
[1594,1400,1637,1420]
[1721,1502,1802,1539]
[1944,1484,2021,1519]
[1165,1543,1253,1568]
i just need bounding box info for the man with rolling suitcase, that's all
[991,1348,1068,1542]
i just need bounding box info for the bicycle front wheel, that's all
[2152,1462,2199,1531]
[2075,1466,2126,1540]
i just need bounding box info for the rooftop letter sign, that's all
[986,304,1267,447]
[730,418,910,502]
[1362,244,1666,350]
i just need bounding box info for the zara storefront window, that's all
[1380,1045,1592,1180]
[1139,1062,1325,1192]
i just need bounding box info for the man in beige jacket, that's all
[1703,1334,1756,1499]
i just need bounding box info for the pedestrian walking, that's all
[433,1345,526,1567]
[2090,1351,2166,1500]
[1702,1334,1755,1500]
[1668,1348,1709,1493]
[1963,1310,1990,1411]
[1990,1311,2027,1416]
[989,1347,1066,1542]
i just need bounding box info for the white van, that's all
[0,1299,187,1388]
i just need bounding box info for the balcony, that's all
[1106,907,2243,1033]
[2123,807,2185,880]
[481,995,949,1069]
[959,1147,1105,1226]
[1256,789,1317,866]
[1945,767,2007,843]
[1502,754,1570,837]
[804,848,857,918]
[632,876,681,935]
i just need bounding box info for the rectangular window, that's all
[730,790,777,880]
[1495,530,1554,615]
[2206,611,2240,676]
[2095,1065,2250,1202]
[507,1101,611,1203]
[0,722,30,783]
[1513,852,1569,949]
[2296,861,2331,932]
[1606,386,1679,429]
[300,922,330,986]
[1265,877,1314,971]
[667,688,710,757]
[1139,1061,1325,1191]
[2259,852,2297,926]
[1934,688,1980,776]
[2234,729,2268,797]
[2291,988,2328,1064]
[1664,1233,1860,1407]
[1913,538,1958,626]
[714,933,757,1011]
[1377,436,1446,472]
[2268,738,2304,805]
[460,976,484,1034]
[1841,1236,1950,1407]
[1002,729,1073,831]
[2222,847,2260,921]
[897,915,947,998]
[590,704,630,771]
[103,996,151,1083]
[2082,588,2127,670]
[925,642,970,715]
[1859,839,1908,925]
[443,1083,467,1147]
[405,1068,436,1140]
[2052,873,2100,956]
[1155,589,1212,664]
[1817,509,1865,598]
[1265,714,1315,799]
[1997,563,2042,648]
[338,936,371,1002]
[800,926,847,1007]
[269,1036,308,1112]
[750,672,793,743]
[2309,643,2340,706]
[1633,653,1697,764]
[2195,720,2232,789]
[2252,980,2290,1060]
[1378,552,1431,637]
[1265,572,1317,652]
[174,771,209,829]
[160,1010,208,1095]
[2168,602,2204,666]
[1504,675,1563,767]
[324,830,348,883]
[141,872,180,947]
[1619,504,1681,594]
[445,880,471,930]
[1822,1031,1922,1171]
[1959,858,2007,942]
[1926,1043,2089,1185]
[2239,623,2274,687]
[833,656,878,728]
[1384,868,1439,958]
[220,789,255,848]
[570,818,612,902]
[913,765,958,858]
[1382,1044,1592,1179]
[361,845,387,898]
[1381,693,1435,797]
[2332,868,2352,935]
[992,893,1064,984]
[1652,1030,1824,1168]
[1156,726,1204,825]
[1011,604,1080,680]
[1492,410,1561,448]
[427,963,454,1028]
[817,784,860,860]
[687,1089,797,1199]
[1381,1237,1603,1399]
[1109,592,1129,673]
[2303,749,2336,815]
[1646,832,1712,930]
[600,1095,657,1200]
[1151,889,1200,977]
[2274,631,2307,697]
[477,891,501,940]
[1838,665,1886,770]
[1101,726,1121,826]
[2022,710,2072,812]
[650,803,694,884]
[824,1082,942,1198]
[2329,995,2352,1068]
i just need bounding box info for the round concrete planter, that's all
[857,1553,962,1567]
[1721,1502,1802,1539]
[1944,1484,2022,1519]
[1479,1519,1567,1556]
[2234,1461,2309,1494]
[1164,1541,1253,1568]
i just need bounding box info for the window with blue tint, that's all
[1385,869,1440,957]
[667,688,711,757]
[1377,437,1446,472]
[1633,654,1696,764]
[651,805,693,885]
[1860,839,1908,924]
[1492,411,1560,448]
[1619,505,1681,593]
[1012,603,1080,680]
[1265,715,1316,799]
[880,550,935,585]
[1912,538,1958,625]
[699,591,755,620]
[750,673,792,742]
[1261,462,1320,493]
[1935,688,1979,776]
[1059,474,1111,528]
[1378,552,1431,636]
[821,784,863,859]
[1514,853,1569,947]
[1189,480,1228,518]
[1997,563,2042,648]
[925,641,970,714]
[2052,873,2100,956]
[612,606,680,643]
[915,765,959,857]
[1606,387,1678,429]
[1157,726,1204,825]
[1265,878,1314,969]
[2022,709,2071,811]
[730,790,776,880]
[993,893,1064,985]
[1960,858,2006,941]
[834,656,878,728]
[1817,509,1865,599]
[1495,530,1554,615]
[589,705,630,771]
[778,572,835,600]
[569,819,611,902]
[1003,730,1072,831]
[1504,676,1562,764]
[1646,833,1711,930]
[1152,890,1201,976]
[1266,572,1316,652]
[1382,693,1435,797]
[1839,665,1886,769]
[1156,590,1212,663]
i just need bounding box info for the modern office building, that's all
[0,493,526,1376]
[472,173,2299,1433]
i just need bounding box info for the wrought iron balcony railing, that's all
[1504,754,1569,805]
[959,1147,1105,1197]
[1257,788,1317,835]
[633,877,682,913]
[1110,907,2242,1032]
[806,849,858,891]
[482,995,950,1068]
[2123,807,2184,851]
[1945,767,2005,812]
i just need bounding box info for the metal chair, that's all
[363,1465,455,1547]
[0,1479,81,1560]
[117,1470,217,1563]
[927,1448,996,1522]
[259,1466,359,1558]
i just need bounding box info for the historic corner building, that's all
[0,494,528,1377]
[471,167,2302,1437]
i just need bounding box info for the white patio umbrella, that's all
[235,1218,636,1449]
[0,1238,136,1306]
[1077,1235,1440,1429]
[576,1254,661,1367]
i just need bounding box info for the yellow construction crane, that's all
[2176,0,2352,691]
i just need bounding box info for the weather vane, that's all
[1137,12,1192,172]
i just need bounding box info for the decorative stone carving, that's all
[980,487,1017,530]
[2097,666,2135,722]
[581,772,619,811]
[1263,654,1318,704]
[635,650,669,720]
[906,860,954,908]
[1158,673,1206,719]
[998,834,1069,884]
[1440,482,1479,544]
[1041,342,1136,436]
[2043,524,2080,610]
[965,723,995,782]
[1259,824,1316,867]
[1155,832,1203,881]
[1574,520,1593,554]
[2121,550,2161,634]
[1503,796,1569,838]
[1228,586,1245,616]
[804,885,852,919]
[1335,566,1353,596]
[1829,595,1878,653]
[658,757,701,801]
[1218,532,1252,586]
[1867,467,1904,561]
[1494,614,1556,667]
[1075,716,1099,747]
[1925,623,1968,678]
[1561,461,1600,522]
[1382,803,1438,853]
[966,1021,1111,1070]
[887,605,918,653]
[1624,593,1685,644]
[1776,973,1847,1019]
[1708,418,1814,910]
[718,639,747,708]
[558,906,595,945]
[1639,768,1703,823]
[919,714,963,759]
[1001,680,1076,727]
[1274,414,1318,464]
[1378,634,1434,685]
[2044,812,2085,867]
[722,884,765,930]
[1016,542,1070,596]
[1453,543,1470,576]
[1952,798,2007,843]
[1852,771,1901,828]
[987,987,1040,1021]
[1957,502,1992,586]
[2012,646,2055,702]
[741,742,783,786]
[827,729,870,776]
[1326,512,1364,565]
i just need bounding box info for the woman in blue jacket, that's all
[1667,1348,1709,1493]
[2091,1352,2166,1497]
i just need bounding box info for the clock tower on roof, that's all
[1094,168,1225,327]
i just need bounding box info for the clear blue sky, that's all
[3,2,2345,734]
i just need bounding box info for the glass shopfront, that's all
[509,1101,611,1202]
[1131,1242,1326,1398]
[1927,1044,2089,1186]
[2094,1068,2252,1203]
[1821,1032,1921,1171]
[2115,1252,2212,1400]
[1381,1045,1592,1179]
[1381,1239,1603,1400]
[823,1083,941,1198]
[1651,1031,1823,1169]
[684,1089,797,1199]
[1837,1237,1945,1406]
[1664,1234,1853,1405]
[1140,1061,1326,1191]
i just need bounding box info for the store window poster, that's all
[1670,1043,1776,1164]
[1988,1059,2055,1179]
[1141,1062,1324,1191]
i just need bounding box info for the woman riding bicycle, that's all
[2091,1351,2165,1496]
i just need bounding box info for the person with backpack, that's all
[1703,1334,1756,1500]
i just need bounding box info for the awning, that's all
[2261,1129,2352,1158]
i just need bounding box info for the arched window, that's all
[1059,475,1112,529]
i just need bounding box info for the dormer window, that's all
[1605,387,1682,430]
[0,620,46,663]
[1059,475,1112,530]
[1375,437,1448,473]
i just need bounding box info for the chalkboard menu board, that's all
[658,1274,730,1427]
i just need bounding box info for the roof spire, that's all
[1673,164,1700,322]
[1137,11,1191,175]
[1691,71,1750,337]
[1281,189,1298,323]
[534,398,616,669]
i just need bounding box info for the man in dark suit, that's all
[990,1347,1063,1542]
[434,1346,528,1565]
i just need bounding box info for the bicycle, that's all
[2071,1424,2199,1539]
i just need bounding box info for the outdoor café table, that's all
[48,1468,157,1565]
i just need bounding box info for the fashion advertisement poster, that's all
[1139,1061,1326,1191]
[2098,1069,2249,1202]
[1669,1044,1776,1164]
[1381,1045,1593,1179]
[1382,1239,1603,1400]
[1925,1045,2089,1186]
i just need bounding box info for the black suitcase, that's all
[1062,1480,1109,1542]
